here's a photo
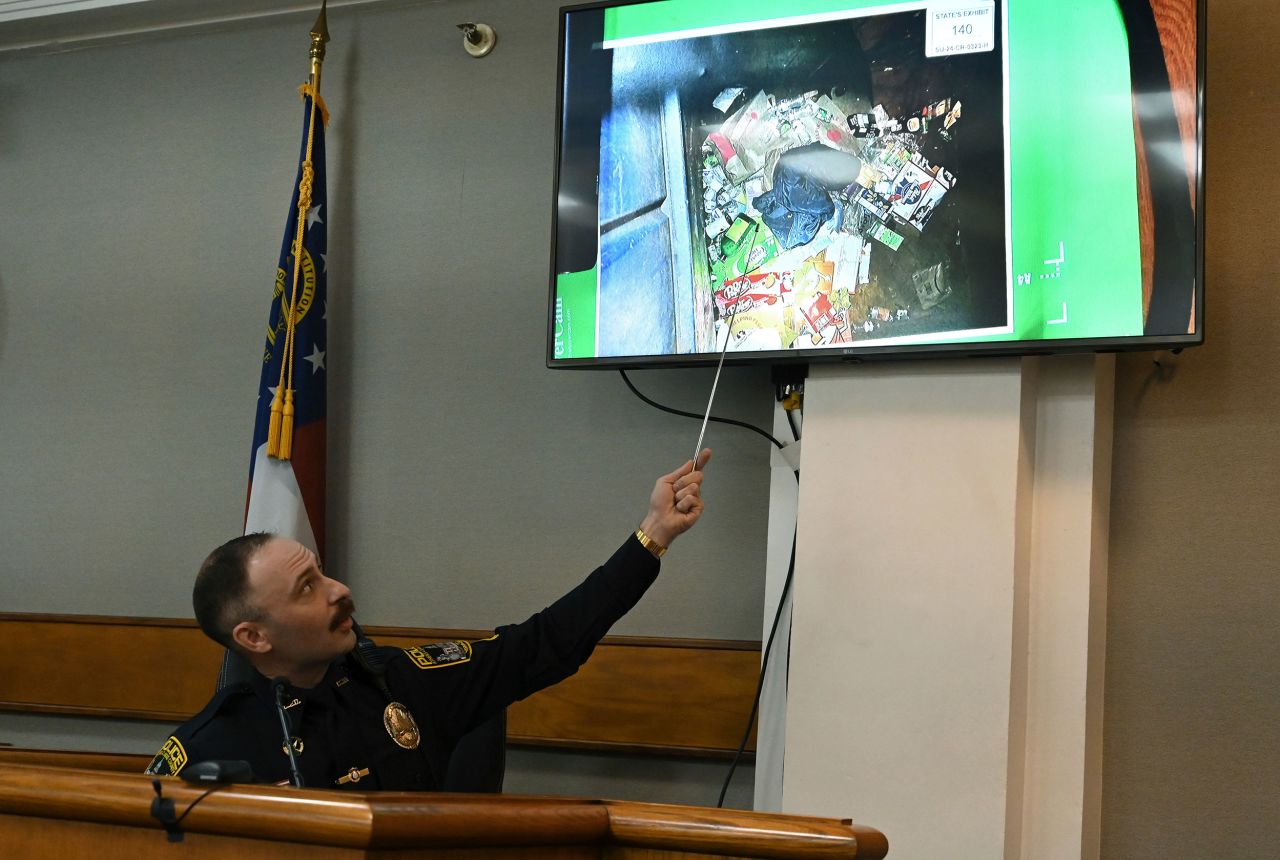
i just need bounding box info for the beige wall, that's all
[1102,0,1280,853]
[0,0,772,637]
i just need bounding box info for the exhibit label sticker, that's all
[926,1,995,57]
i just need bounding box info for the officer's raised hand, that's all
[637,449,711,552]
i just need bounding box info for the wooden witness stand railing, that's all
[0,763,888,859]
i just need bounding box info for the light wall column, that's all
[754,400,801,811]
[780,355,1112,860]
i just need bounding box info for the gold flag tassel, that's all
[266,386,285,456]
[278,389,296,459]
[272,139,315,461]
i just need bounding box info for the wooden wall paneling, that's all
[0,614,760,757]
[0,615,224,720]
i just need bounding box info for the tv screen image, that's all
[549,0,1202,367]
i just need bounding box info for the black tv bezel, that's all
[545,0,1206,370]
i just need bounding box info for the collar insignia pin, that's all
[337,766,370,785]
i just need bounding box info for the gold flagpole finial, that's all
[309,0,330,92]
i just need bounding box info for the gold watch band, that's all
[634,527,667,558]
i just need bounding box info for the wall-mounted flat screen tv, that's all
[548,0,1203,367]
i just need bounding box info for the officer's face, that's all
[241,538,357,669]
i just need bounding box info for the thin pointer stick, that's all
[691,305,741,464]
[693,225,762,465]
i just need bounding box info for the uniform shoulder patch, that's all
[403,640,473,670]
[143,682,251,776]
[145,735,189,776]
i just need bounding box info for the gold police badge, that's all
[383,701,421,750]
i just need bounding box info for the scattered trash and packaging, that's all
[699,87,962,347]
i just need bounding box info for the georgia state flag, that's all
[245,88,328,557]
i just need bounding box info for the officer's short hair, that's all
[193,533,274,650]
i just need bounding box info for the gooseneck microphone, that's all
[272,678,306,788]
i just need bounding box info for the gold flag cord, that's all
[267,84,326,461]
[267,2,329,461]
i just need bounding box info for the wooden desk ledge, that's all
[604,800,888,860]
[0,762,888,858]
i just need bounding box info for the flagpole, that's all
[268,1,331,460]
[309,0,329,93]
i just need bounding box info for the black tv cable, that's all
[618,369,800,808]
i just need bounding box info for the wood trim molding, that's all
[0,613,760,650]
[0,613,760,758]
[0,747,152,772]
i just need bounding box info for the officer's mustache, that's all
[330,596,356,631]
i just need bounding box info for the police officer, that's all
[146,452,711,790]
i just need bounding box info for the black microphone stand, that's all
[272,679,306,788]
